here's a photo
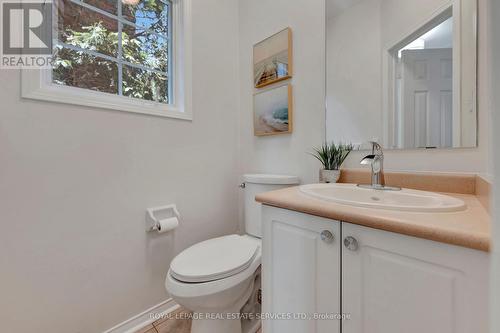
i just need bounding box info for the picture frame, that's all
[253,84,293,136]
[253,28,293,88]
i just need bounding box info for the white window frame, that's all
[21,0,192,120]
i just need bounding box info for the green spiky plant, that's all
[310,142,354,170]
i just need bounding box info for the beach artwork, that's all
[254,28,292,88]
[254,85,293,136]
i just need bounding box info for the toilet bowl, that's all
[165,174,299,333]
[166,235,261,333]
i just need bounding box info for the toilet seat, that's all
[170,235,260,283]
[166,235,261,300]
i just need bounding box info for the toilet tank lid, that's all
[243,174,300,185]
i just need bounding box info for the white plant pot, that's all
[319,169,341,183]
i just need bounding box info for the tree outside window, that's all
[53,0,172,104]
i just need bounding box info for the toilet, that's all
[165,174,299,333]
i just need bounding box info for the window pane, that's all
[84,0,117,15]
[122,24,169,72]
[122,0,170,35]
[53,47,118,94]
[122,65,168,103]
[57,0,118,57]
[52,0,172,105]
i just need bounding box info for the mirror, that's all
[326,0,477,150]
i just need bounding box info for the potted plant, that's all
[310,142,354,183]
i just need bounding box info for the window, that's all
[22,0,193,120]
[54,0,172,103]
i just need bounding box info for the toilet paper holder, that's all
[146,204,180,232]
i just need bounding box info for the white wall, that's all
[341,0,492,176]
[379,0,449,46]
[326,0,382,147]
[0,0,239,332]
[490,0,499,331]
[237,0,326,185]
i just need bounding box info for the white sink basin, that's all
[299,183,466,212]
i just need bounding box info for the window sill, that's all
[21,78,192,120]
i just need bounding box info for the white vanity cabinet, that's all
[261,206,490,333]
[342,222,489,333]
[261,206,341,333]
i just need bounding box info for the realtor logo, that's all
[1,0,53,68]
[2,1,52,54]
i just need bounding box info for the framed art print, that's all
[253,28,293,88]
[254,84,293,136]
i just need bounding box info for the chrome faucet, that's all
[358,141,400,191]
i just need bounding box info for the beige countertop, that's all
[256,186,491,252]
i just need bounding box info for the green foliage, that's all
[310,142,354,170]
[53,2,169,103]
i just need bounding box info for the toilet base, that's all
[189,277,255,333]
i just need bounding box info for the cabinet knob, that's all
[344,236,359,251]
[320,230,334,243]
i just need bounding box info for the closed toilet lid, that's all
[170,235,260,283]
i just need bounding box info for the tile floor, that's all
[133,307,262,333]
[137,307,192,333]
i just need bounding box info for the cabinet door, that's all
[262,206,341,333]
[342,222,489,333]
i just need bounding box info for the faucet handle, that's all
[360,154,382,173]
[368,141,383,155]
[360,154,376,165]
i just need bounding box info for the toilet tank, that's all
[243,174,300,238]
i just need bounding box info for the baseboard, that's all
[102,298,179,333]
